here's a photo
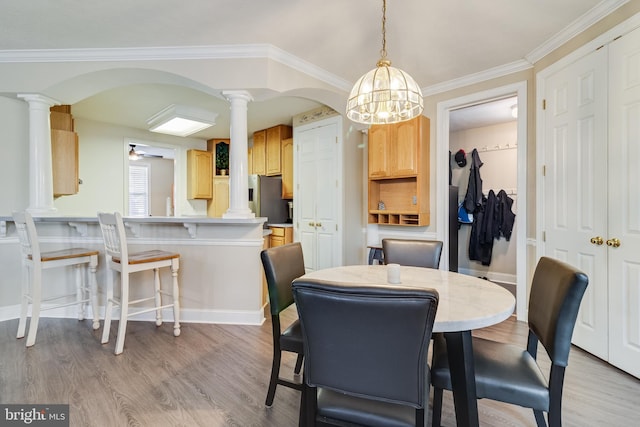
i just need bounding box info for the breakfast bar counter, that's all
[0,215,269,325]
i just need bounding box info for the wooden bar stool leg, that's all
[172,259,181,337]
[154,268,163,326]
[114,273,130,355]
[25,266,43,347]
[16,264,30,339]
[89,255,100,330]
[101,267,115,345]
[75,264,85,321]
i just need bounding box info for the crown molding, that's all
[0,43,352,93]
[525,0,629,63]
[423,0,629,96]
[423,59,533,97]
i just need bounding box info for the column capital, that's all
[222,90,253,104]
[17,93,60,107]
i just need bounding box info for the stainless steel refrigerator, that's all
[248,175,289,226]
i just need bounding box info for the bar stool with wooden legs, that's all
[97,212,181,355]
[12,211,100,347]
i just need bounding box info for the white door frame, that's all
[436,81,528,321]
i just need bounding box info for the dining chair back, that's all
[97,212,181,355]
[431,256,588,427]
[261,242,306,407]
[13,210,100,347]
[382,238,443,269]
[292,278,439,427]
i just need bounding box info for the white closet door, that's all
[607,26,640,379]
[295,121,341,272]
[542,46,609,359]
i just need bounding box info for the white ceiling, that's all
[0,0,621,136]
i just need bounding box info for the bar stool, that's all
[12,211,100,347]
[97,212,181,355]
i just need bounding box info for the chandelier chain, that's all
[380,0,387,61]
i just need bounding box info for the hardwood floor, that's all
[1,308,639,426]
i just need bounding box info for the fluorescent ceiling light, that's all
[147,104,218,137]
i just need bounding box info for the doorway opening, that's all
[436,81,527,320]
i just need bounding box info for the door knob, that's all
[606,238,621,248]
[316,222,322,228]
[308,222,316,227]
[590,236,604,245]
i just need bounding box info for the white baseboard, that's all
[456,268,516,286]
[0,304,265,326]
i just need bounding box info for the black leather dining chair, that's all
[261,242,306,407]
[292,278,439,427]
[382,238,443,269]
[430,256,588,427]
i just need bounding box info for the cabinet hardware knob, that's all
[606,238,621,248]
[590,236,604,245]
[316,222,322,227]
[308,222,316,227]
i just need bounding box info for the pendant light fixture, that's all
[346,0,423,125]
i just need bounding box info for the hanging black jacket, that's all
[496,189,516,241]
[463,149,484,214]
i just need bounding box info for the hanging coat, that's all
[463,149,484,214]
[496,189,516,240]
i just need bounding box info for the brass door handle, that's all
[606,238,621,248]
[590,236,604,245]
[308,222,316,227]
[316,222,322,228]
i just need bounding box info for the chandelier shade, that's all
[346,61,423,125]
[345,0,424,125]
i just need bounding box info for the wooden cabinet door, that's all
[51,129,79,196]
[391,117,420,176]
[187,149,212,199]
[266,126,282,176]
[207,176,229,217]
[281,137,294,198]
[368,124,389,178]
[252,130,266,175]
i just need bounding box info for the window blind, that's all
[129,164,149,217]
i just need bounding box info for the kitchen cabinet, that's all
[50,105,79,197]
[266,124,292,176]
[207,138,230,176]
[269,225,293,247]
[186,149,212,199]
[368,115,430,226]
[207,176,229,217]
[281,137,294,199]
[252,124,292,176]
[252,130,266,175]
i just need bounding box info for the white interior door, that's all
[542,46,609,359]
[607,27,640,378]
[295,120,341,272]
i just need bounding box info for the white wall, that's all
[450,121,518,283]
[52,117,207,217]
[0,97,29,215]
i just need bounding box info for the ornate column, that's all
[222,90,254,219]
[17,94,59,214]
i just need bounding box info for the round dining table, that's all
[300,264,516,427]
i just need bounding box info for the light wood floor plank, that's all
[1,307,638,426]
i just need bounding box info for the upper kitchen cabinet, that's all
[50,105,79,197]
[252,124,292,176]
[252,129,266,175]
[186,149,213,199]
[281,137,294,199]
[368,115,427,178]
[207,138,230,176]
[266,124,292,176]
[368,115,430,226]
